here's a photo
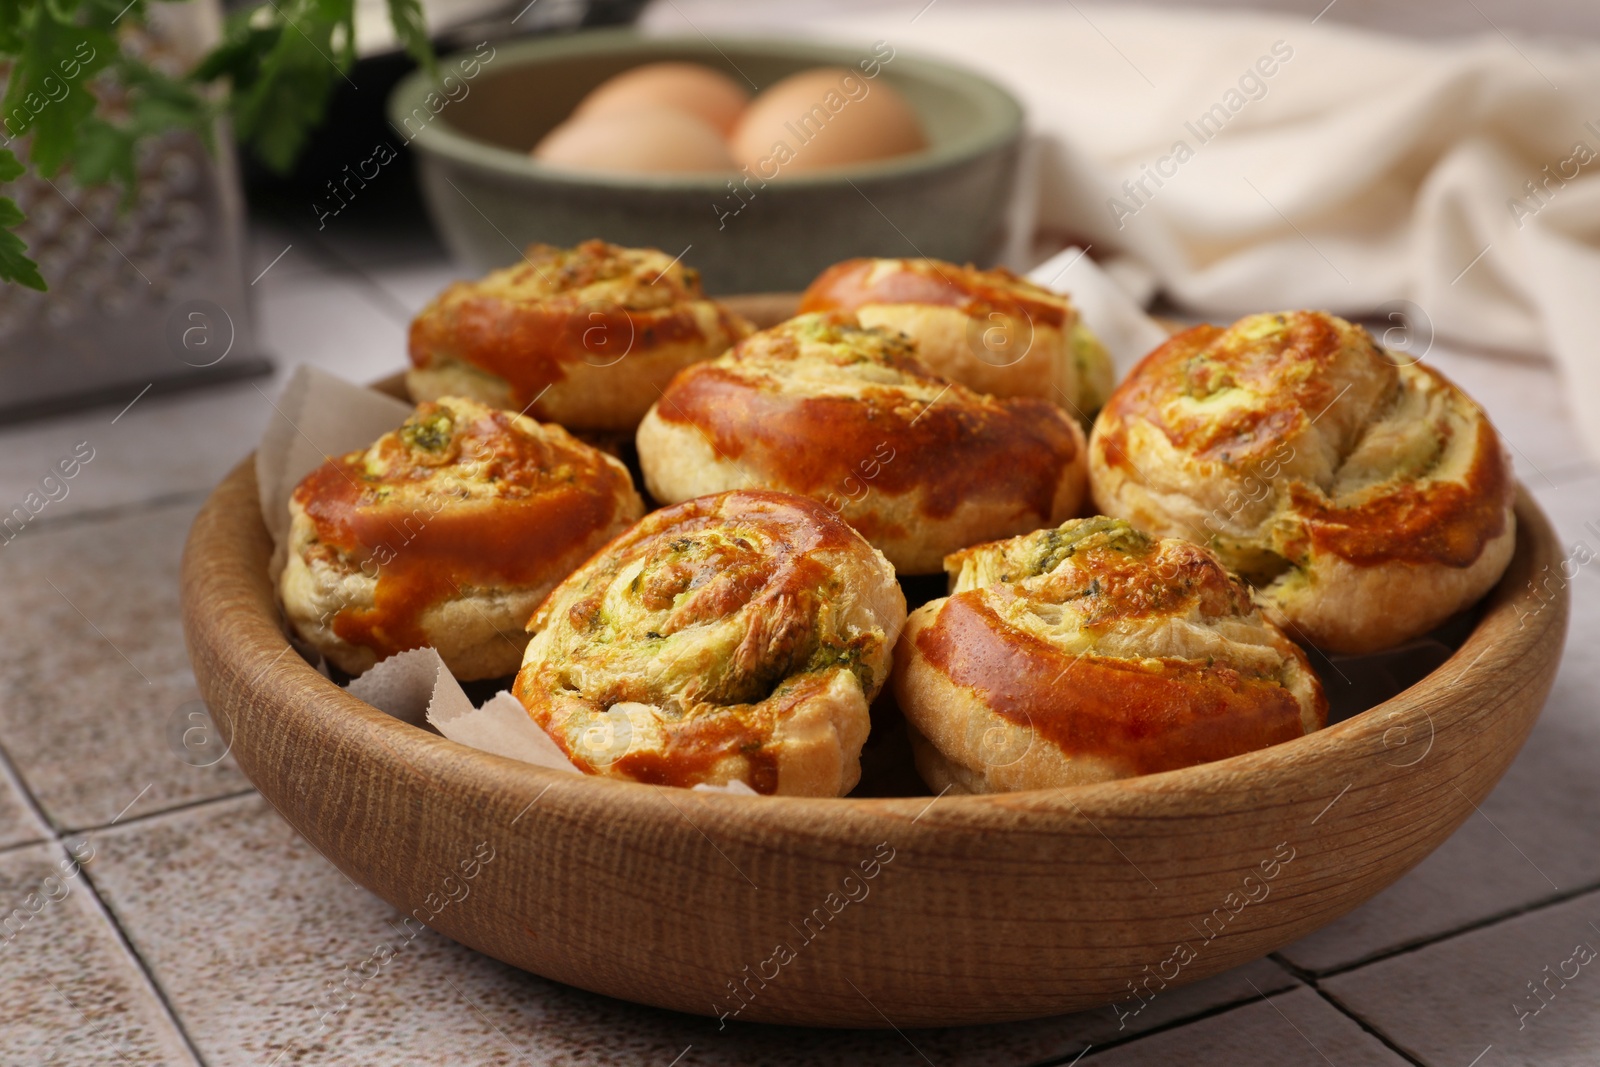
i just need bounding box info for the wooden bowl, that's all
[182,394,1567,1026]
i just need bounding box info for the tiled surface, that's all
[0,757,50,851]
[0,150,1592,1067]
[0,499,250,832]
[1323,889,1600,1067]
[1084,985,1412,1065]
[0,841,198,1065]
[88,792,1301,1067]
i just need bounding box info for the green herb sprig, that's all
[0,0,434,290]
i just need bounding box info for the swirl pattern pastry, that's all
[513,490,905,796]
[893,517,1327,794]
[799,257,1114,418]
[281,396,643,680]
[1089,310,1515,654]
[408,240,752,433]
[636,313,1090,574]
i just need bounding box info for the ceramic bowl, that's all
[388,31,1025,293]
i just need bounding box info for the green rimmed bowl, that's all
[389,31,1025,292]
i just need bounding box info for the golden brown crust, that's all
[802,257,1077,329]
[407,240,753,433]
[1089,311,1516,654]
[798,257,1113,415]
[637,313,1090,574]
[513,490,906,796]
[280,396,644,680]
[892,517,1327,793]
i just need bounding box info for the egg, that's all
[573,62,751,137]
[731,67,927,176]
[532,108,737,174]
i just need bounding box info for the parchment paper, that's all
[1028,245,1172,377]
[256,368,756,793]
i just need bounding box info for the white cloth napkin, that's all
[1027,245,1171,378]
[646,2,1600,458]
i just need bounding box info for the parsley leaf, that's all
[386,0,435,76]
[1,0,435,289]
[198,0,356,172]
[0,147,44,290]
[1,6,116,176]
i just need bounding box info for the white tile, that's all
[254,267,412,390]
[362,260,479,323]
[1084,985,1410,1065]
[0,379,262,525]
[1323,888,1600,1067]
[0,841,199,1066]
[0,500,249,831]
[0,757,48,852]
[1532,469,1600,552]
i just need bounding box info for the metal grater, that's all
[0,2,264,423]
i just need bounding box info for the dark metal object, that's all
[0,130,267,423]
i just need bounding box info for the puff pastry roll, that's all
[893,517,1327,793]
[408,240,752,433]
[1089,311,1515,654]
[513,490,905,795]
[636,313,1090,574]
[799,256,1114,418]
[281,396,644,680]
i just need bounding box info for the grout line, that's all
[1289,878,1600,981]
[1307,985,1429,1066]
[0,489,213,542]
[0,741,53,847]
[1245,977,1336,1066]
[0,736,61,842]
[1274,955,1428,1067]
[75,863,211,1066]
[0,836,52,860]
[0,740,210,1064]
[1027,981,1304,1064]
[70,787,261,837]
[111,384,153,425]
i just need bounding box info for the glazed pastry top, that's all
[800,257,1079,329]
[291,396,640,656]
[1093,310,1512,578]
[654,313,1083,521]
[409,239,751,405]
[916,517,1327,775]
[514,489,904,793]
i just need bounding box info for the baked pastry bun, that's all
[513,490,905,796]
[1089,310,1515,655]
[636,313,1090,575]
[408,240,753,433]
[893,517,1327,794]
[281,396,644,680]
[799,257,1114,418]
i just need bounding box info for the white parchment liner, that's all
[253,365,756,793]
